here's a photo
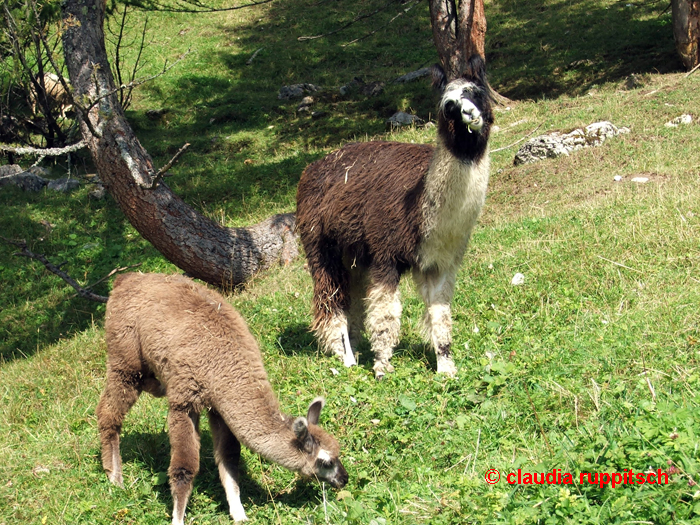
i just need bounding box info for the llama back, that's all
[297,141,434,267]
[106,273,279,417]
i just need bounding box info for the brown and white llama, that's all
[97,273,348,524]
[296,55,493,379]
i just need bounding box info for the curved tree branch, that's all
[61,0,298,288]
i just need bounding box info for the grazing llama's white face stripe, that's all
[317,449,332,463]
[440,80,484,131]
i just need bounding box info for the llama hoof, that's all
[373,361,394,380]
[436,356,457,378]
[343,351,357,367]
[108,471,124,487]
[230,508,248,522]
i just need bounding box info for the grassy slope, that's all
[1,0,699,523]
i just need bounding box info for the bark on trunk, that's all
[428,0,486,80]
[60,0,297,288]
[672,0,700,70]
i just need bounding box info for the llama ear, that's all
[464,54,487,85]
[292,416,309,441]
[431,64,447,92]
[306,397,325,426]
[293,416,316,452]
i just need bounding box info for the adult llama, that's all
[296,55,494,379]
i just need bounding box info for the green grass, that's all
[2,0,700,523]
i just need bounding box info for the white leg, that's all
[219,463,248,522]
[366,284,402,379]
[315,313,357,367]
[414,269,458,377]
[208,411,248,522]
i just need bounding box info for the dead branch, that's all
[298,0,399,41]
[145,142,190,189]
[685,62,700,78]
[246,47,264,65]
[0,141,86,157]
[138,0,274,13]
[83,50,192,117]
[341,0,420,47]
[0,237,139,303]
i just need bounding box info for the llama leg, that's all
[414,268,458,377]
[365,271,402,379]
[96,369,143,487]
[310,248,356,367]
[346,267,369,349]
[168,407,201,525]
[208,410,247,522]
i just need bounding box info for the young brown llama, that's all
[97,273,348,524]
[296,55,493,379]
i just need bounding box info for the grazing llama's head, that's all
[291,398,349,488]
[432,55,494,162]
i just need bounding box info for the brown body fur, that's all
[296,141,433,315]
[97,273,347,524]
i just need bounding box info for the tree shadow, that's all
[0,182,166,362]
[486,0,683,99]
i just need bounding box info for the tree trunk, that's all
[60,0,297,288]
[672,0,700,70]
[428,0,486,80]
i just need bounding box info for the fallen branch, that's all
[491,124,542,153]
[246,47,263,65]
[1,237,138,303]
[0,140,86,157]
[685,62,700,78]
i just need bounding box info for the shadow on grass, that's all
[119,428,325,517]
[0,185,164,362]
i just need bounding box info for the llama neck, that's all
[417,139,490,272]
[212,382,306,472]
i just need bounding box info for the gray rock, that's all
[665,114,693,128]
[360,81,385,97]
[623,74,644,90]
[0,170,48,191]
[339,77,364,96]
[297,96,315,112]
[89,184,106,200]
[386,111,424,128]
[146,109,169,120]
[514,121,630,165]
[394,67,431,83]
[47,177,81,193]
[28,166,52,178]
[0,164,23,178]
[278,83,321,100]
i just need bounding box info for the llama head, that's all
[432,55,493,162]
[291,397,349,489]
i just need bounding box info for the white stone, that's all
[511,272,525,286]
